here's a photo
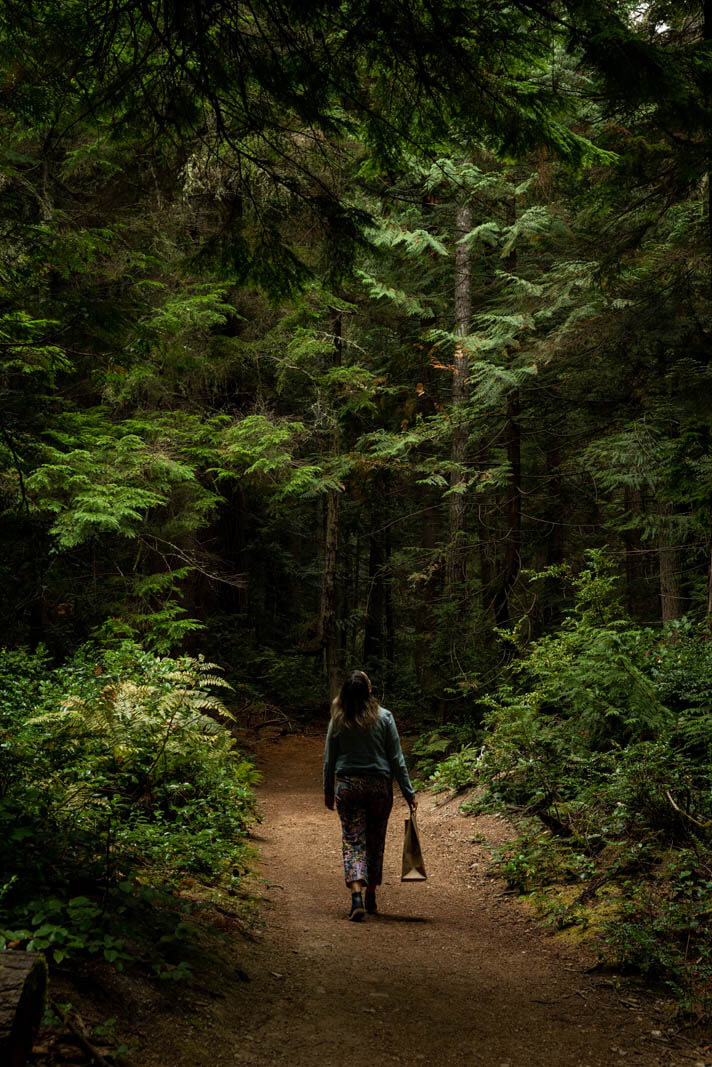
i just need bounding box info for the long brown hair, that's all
[331,670,380,732]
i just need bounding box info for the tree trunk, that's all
[364,481,395,685]
[545,447,564,569]
[350,526,361,664]
[493,388,522,626]
[319,308,344,699]
[414,497,441,690]
[446,197,472,592]
[321,489,340,699]
[657,501,681,622]
[706,0,712,295]
[493,196,522,626]
[363,530,385,670]
[658,540,681,623]
[622,488,646,619]
[542,446,564,627]
[384,514,395,684]
[704,1,712,616]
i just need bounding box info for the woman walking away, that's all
[323,670,417,921]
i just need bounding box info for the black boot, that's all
[365,889,377,914]
[348,891,366,921]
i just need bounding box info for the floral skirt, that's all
[335,773,393,886]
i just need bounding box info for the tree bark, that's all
[545,447,564,569]
[414,498,441,689]
[657,501,681,622]
[542,445,564,627]
[363,529,385,670]
[321,488,340,699]
[658,541,681,623]
[706,0,712,294]
[704,1,712,616]
[621,488,647,619]
[350,526,361,664]
[384,514,395,683]
[493,196,522,626]
[319,308,344,699]
[446,197,472,592]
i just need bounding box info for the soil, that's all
[41,733,711,1066]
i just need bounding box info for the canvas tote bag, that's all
[401,809,427,881]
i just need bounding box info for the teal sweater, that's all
[322,706,415,802]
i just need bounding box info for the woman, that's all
[323,670,417,921]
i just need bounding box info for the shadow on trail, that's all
[370,914,428,924]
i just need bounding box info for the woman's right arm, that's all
[384,713,416,808]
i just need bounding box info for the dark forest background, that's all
[3,0,712,1017]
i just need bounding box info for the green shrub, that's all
[428,553,712,1010]
[0,640,259,973]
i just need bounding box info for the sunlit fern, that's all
[29,657,235,766]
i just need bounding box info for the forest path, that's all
[155,734,700,1067]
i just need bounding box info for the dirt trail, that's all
[143,734,705,1067]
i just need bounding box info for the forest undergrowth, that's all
[420,553,712,1020]
[0,641,260,984]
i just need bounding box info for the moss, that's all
[518,882,623,946]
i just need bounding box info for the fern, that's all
[368,221,448,258]
[458,221,501,248]
[500,205,568,257]
[31,656,235,768]
[355,270,433,316]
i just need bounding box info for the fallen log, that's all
[0,950,47,1067]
